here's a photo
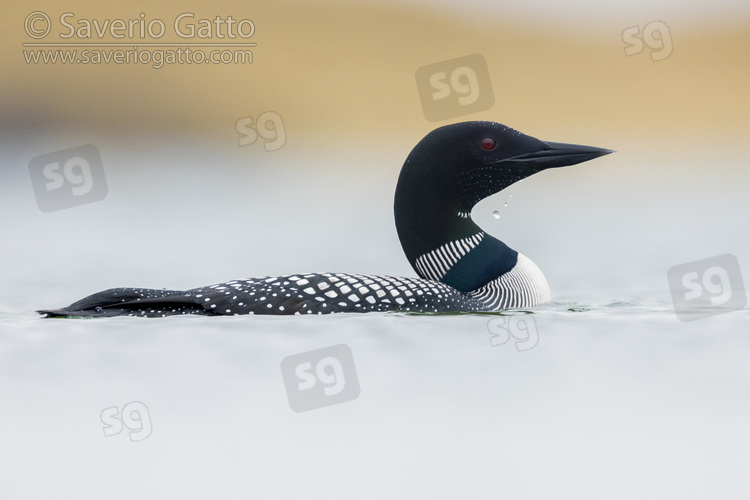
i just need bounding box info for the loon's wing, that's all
[38,273,480,318]
[184,273,481,316]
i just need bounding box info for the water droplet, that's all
[493,179,524,221]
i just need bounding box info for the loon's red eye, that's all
[481,138,496,151]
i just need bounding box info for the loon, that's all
[38,121,612,318]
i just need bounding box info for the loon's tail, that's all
[37,287,209,318]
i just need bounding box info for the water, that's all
[2,142,749,499]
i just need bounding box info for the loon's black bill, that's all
[506,141,614,170]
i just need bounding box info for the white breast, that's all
[468,253,552,310]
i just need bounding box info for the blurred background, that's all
[1,1,749,499]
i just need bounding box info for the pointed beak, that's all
[505,141,614,170]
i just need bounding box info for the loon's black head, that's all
[394,121,613,290]
[397,121,613,212]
